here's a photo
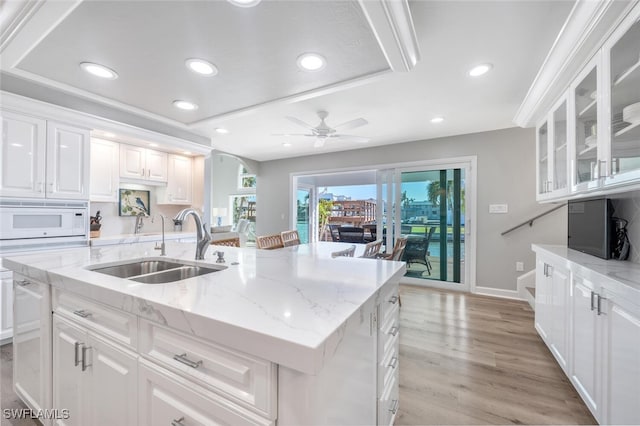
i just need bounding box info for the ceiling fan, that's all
[275,111,369,147]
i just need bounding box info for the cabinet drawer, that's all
[139,320,277,419]
[379,333,399,395]
[379,283,400,326]
[378,371,399,426]
[379,303,399,358]
[139,359,273,426]
[53,289,137,349]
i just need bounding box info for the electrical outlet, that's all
[516,261,524,272]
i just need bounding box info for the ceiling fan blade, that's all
[333,134,370,143]
[271,133,312,137]
[314,138,326,148]
[286,116,316,130]
[333,118,368,131]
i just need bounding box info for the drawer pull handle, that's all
[590,291,596,311]
[73,309,92,318]
[173,353,203,369]
[389,399,399,414]
[388,295,399,304]
[171,417,185,426]
[389,326,399,337]
[597,294,607,316]
[74,342,84,367]
[81,346,91,372]
[16,279,30,286]
[388,356,398,369]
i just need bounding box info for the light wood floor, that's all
[0,286,595,426]
[395,285,596,425]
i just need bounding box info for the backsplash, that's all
[612,194,640,264]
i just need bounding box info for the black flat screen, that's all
[568,198,612,259]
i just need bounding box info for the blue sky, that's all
[320,182,431,201]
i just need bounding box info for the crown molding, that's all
[358,0,420,72]
[513,0,638,128]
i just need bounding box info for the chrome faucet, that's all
[173,208,212,260]
[151,214,166,256]
[134,212,147,234]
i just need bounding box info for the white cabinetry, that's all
[0,269,13,342]
[536,97,569,200]
[13,274,51,415]
[1,111,90,200]
[89,138,119,202]
[377,284,400,425]
[120,144,167,183]
[157,154,192,205]
[52,314,138,426]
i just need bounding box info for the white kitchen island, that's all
[3,241,405,425]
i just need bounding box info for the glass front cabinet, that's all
[536,5,640,202]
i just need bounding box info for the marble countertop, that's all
[90,231,196,246]
[3,242,405,374]
[532,244,640,307]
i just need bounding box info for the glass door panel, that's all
[609,17,640,177]
[296,188,310,243]
[538,123,549,195]
[399,168,464,284]
[575,66,599,184]
[553,100,568,191]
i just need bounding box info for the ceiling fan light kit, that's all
[278,110,369,148]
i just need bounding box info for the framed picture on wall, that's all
[119,189,150,216]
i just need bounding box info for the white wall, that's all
[256,127,567,291]
[211,154,242,226]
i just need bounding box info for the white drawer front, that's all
[139,360,273,426]
[380,283,400,326]
[53,289,137,348]
[379,332,399,394]
[379,302,399,358]
[378,371,399,426]
[139,320,277,419]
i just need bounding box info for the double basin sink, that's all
[89,259,226,284]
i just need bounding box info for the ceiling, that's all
[1,0,575,162]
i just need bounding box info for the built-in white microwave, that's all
[0,200,88,247]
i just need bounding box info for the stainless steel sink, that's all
[89,258,226,283]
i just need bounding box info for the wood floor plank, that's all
[395,285,596,425]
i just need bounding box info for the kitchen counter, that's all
[89,231,195,246]
[3,241,405,374]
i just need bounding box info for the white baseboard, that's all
[473,286,524,300]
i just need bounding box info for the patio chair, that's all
[331,245,356,258]
[256,234,284,249]
[377,237,408,261]
[281,229,301,247]
[403,226,435,274]
[211,237,240,247]
[328,224,341,242]
[360,240,383,258]
[337,226,365,243]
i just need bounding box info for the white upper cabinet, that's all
[157,154,192,205]
[536,96,569,200]
[602,7,640,188]
[46,121,90,200]
[119,144,167,183]
[0,111,89,200]
[0,110,47,197]
[90,138,119,202]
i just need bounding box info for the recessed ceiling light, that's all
[185,58,218,76]
[227,0,262,7]
[215,128,229,134]
[149,143,158,147]
[80,62,118,80]
[173,100,198,111]
[282,142,292,147]
[468,63,493,77]
[297,53,326,71]
[10,143,22,147]
[431,116,445,123]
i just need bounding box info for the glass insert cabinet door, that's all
[537,122,549,195]
[553,100,568,192]
[573,63,599,185]
[606,11,640,180]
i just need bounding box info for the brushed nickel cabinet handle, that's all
[389,399,399,414]
[590,291,596,311]
[388,356,398,369]
[389,326,399,337]
[15,279,30,286]
[73,309,92,318]
[597,294,607,316]
[81,346,91,371]
[141,168,145,177]
[173,353,203,369]
[74,342,83,367]
[388,295,399,304]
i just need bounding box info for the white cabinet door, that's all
[159,154,192,204]
[87,334,138,426]
[13,276,51,415]
[146,149,168,182]
[603,297,640,425]
[534,259,552,341]
[46,121,90,200]
[570,278,601,419]
[0,269,13,341]
[89,138,119,202]
[550,266,569,371]
[52,314,87,426]
[120,144,145,179]
[0,110,46,198]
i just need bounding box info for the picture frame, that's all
[119,189,150,216]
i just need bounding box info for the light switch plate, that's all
[489,204,508,214]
